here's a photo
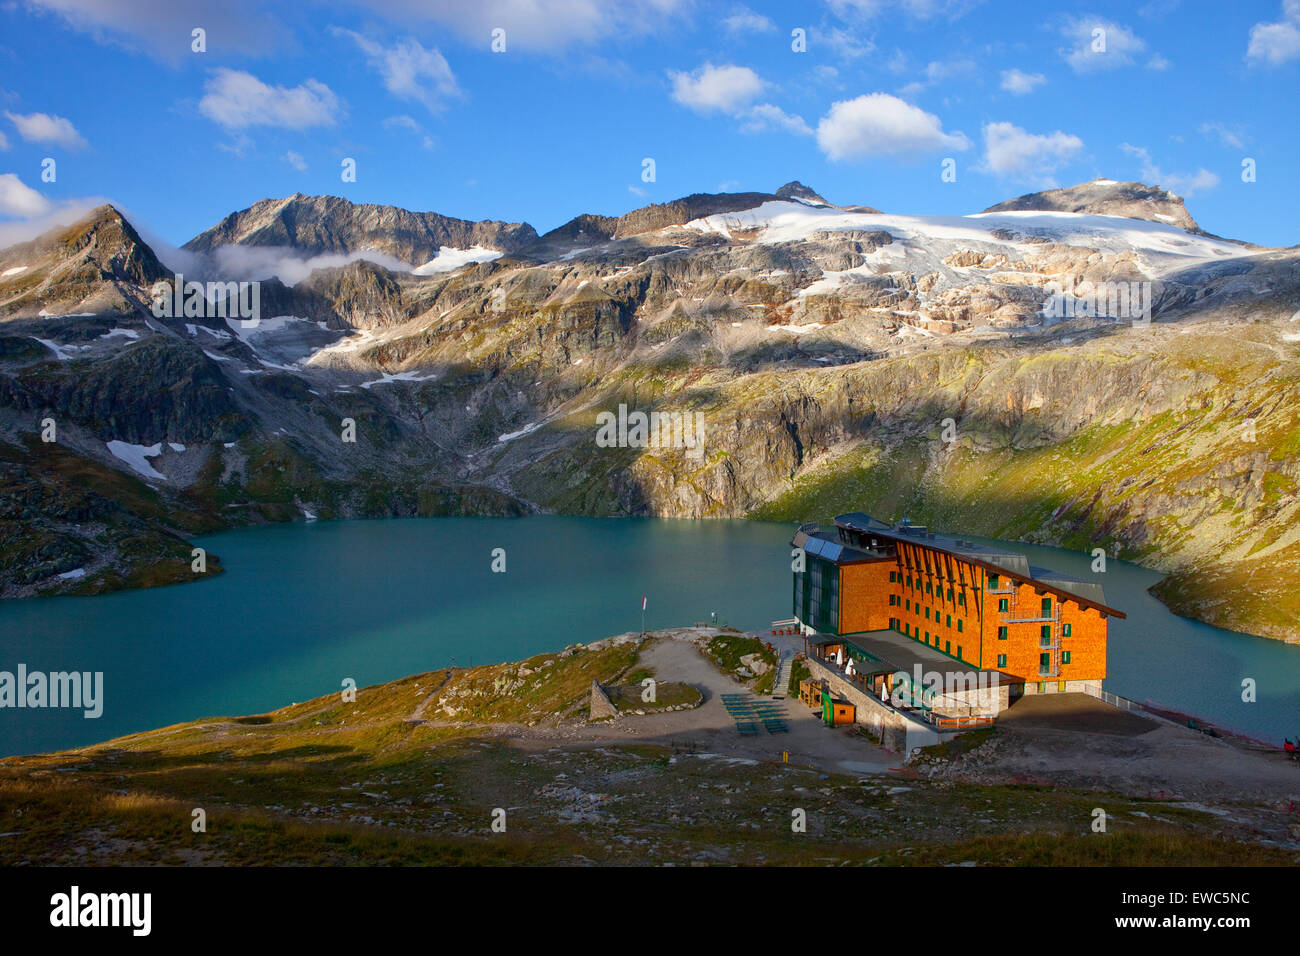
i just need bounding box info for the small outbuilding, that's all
[821,691,856,727]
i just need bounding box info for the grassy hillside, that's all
[1,633,1292,866]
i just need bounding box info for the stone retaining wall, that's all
[806,657,941,752]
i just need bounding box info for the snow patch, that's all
[357,370,438,389]
[106,441,166,480]
[33,338,75,360]
[1,265,28,277]
[498,421,543,444]
[57,567,86,580]
[412,246,503,275]
[683,200,1246,265]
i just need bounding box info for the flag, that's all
[641,595,647,611]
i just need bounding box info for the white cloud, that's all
[349,0,688,53]
[284,150,307,171]
[1000,68,1046,94]
[722,6,775,34]
[0,172,51,218]
[1059,17,1149,72]
[382,114,436,150]
[898,58,976,98]
[981,121,1083,183]
[4,111,88,149]
[199,69,341,130]
[1248,0,1300,64]
[741,103,813,136]
[1198,121,1245,150]
[1120,143,1220,197]
[828,0,976,19]
[0,131,8,150]
[819,26,875,60]
[22,0,287,62]
[816,93,970,160]
[669,63,765,114]
[334,31,460,112]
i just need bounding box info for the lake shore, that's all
[2,627,1296,867]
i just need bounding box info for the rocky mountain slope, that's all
[0,181,1295,643]
[982,178,1214,238]
[185,193,538,266]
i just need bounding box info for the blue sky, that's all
[0,0,1297,249]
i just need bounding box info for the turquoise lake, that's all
[0,517,1296,756]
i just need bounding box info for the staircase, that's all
[771,654,794,699]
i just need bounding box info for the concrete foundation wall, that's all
[1021,679,1102,696]
[932,682,1010,718]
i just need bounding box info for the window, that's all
[926,582,932,595]
[1063,623,1072,637]
[945,614,951,627]
[1041,597,1052,616]
[997,654,1007,668]
[905,599,910,611]
[945,641,951,654]
[957,619,963,633]
[1062,651,1071,665]
[924,631,930,642]
[958,593,965,606]
[889,571,897,583]
[904,623,910,636]
[989,574,999,588]
[946,587,954,602]
[1040,625,1052,645]
[997,626,1007,640]
[998,598,1009,612]
[956,647,963,660]
[925,608,930,620]
[1039,652,1050,672]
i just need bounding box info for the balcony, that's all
[1000,604,1061,624]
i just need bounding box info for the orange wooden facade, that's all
[833,537,1115,684]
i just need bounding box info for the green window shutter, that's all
[997,654,1006,667]
[1062,651,1072,665]
[997,626,1007,640]
[957,619,963,633]
[1063,623,1072,637]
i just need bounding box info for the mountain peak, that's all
[774,181,830,205]
[183,194,539,265]
[982,179,1203,233]
[0,202,169,318]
